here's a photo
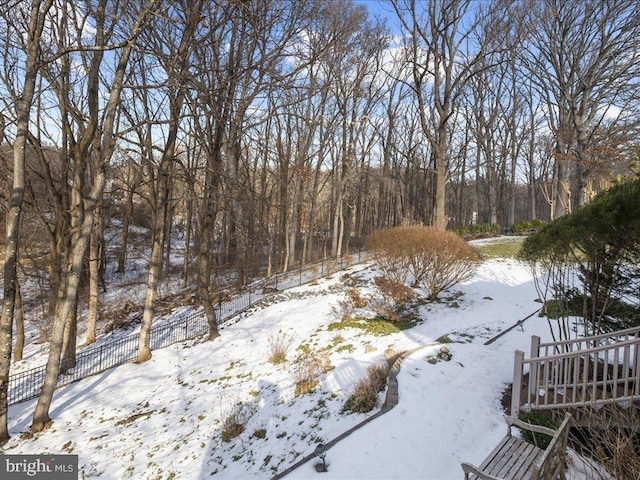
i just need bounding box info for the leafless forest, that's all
[0,0,638,440]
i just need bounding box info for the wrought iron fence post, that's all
[99,345,105,371]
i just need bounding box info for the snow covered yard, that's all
[3,256,587,479]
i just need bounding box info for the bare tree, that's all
[520,0,640,216]
[85,201,104,345]
[0,0,55,444]
[31,0,161,432]
[137,0,203,362]
[391,0,507,229]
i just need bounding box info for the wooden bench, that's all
[461,413,571,480]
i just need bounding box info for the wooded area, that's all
[0,0,638,439]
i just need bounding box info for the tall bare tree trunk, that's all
[32,0,160,432]
[0,0,54,443]
[32,171,106,431]
[433,141,448,230]
[554,120,572,219]
[196,151,221,341]
[117,170,136,274]
[137,1,201,361]
[86,204,103,345]
[137,170,168,362]
[13,283,25,362]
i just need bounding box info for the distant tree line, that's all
[0,0,638,440]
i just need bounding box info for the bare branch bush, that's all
[30,315,53,343]
[367,296,402,323]
[367,228,412,285]
[345,288,368,309]
[366,277,417,323]
[367,226,479,300]
[569,405,640,480]
[332,287,368,320]
[374,276,416,304]
[309,265,319,283]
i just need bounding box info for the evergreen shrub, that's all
[517,410,558,449]
[521,179,640,335]
[511,219,547,235]
[451,223,500,239]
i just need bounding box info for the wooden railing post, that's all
[530,335,541,357]
[528,336,540,402]
[512,350,525,417]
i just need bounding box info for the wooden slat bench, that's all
[461,413,571,480]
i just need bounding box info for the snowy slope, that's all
[3,257,594,479]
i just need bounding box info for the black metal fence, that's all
[8,250,365,406]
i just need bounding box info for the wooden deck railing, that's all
[511,327,640,416]
[535,326,640,355]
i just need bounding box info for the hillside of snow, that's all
[3,254,599,479]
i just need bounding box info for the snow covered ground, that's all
[2,253,598,479]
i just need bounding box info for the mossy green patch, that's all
[328,315,415,336]
[476,237,525,259]
[336,344,354,353]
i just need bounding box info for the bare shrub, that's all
[325,260,338,276]
[220,400,257,443]
[342,362,389,414]
[333,288,367,320]
[293,348,331,397]
[368,297,402,323]
[570,405,640,480]
[367,226,479,300]
[369,277,416,323]
[366,229,412,285]
[345,288,368,308]
[267,330,292,365]
[309,264,319,282]
[374,276,415,304]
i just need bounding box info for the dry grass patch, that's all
[220,401,257,443]
[267,330,292,365]
[571,405,640,480]
[293,347,331,397]
[342,362,389,414]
